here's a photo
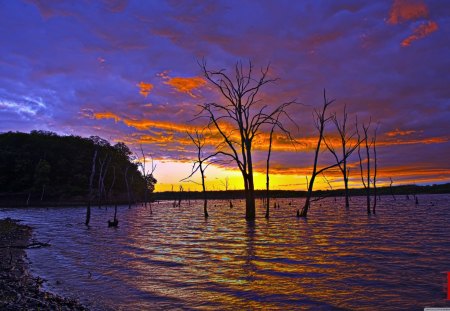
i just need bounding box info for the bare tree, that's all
[389,177,396,200]
[264,112,287,219]
[220,176,233,208]
[372,125,378,213]
[124,165,132,208]
[264,123,276,219]
[107,166,119,227]
[199,60,295,220]
[97,154,110,208]
[357,118,372,215]
[298,91,347,218]
[220,177,230,191]
[181,130,215,218]
[107,166,116,206]
[138,145,156,214]
[86,149,98,226]
[324,105,359,208]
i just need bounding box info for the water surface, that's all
[1,194,450,310]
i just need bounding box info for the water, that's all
[1,194,450,310]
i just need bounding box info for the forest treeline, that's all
[0,131,155,206]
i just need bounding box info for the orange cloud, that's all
[386,0,439,47]
[94,111,121,122]
[401,20,439,47]
[92,111,448,154]
[93,111,195,132]
[380,136,448,146]
[385,128,420,137]
[387,0,429,24]
[137,81,153,97]
[164,77,206,97]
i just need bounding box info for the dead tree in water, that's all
[138,145,156,213]
[298,91,347,218]
[264,110,295,218]
[124,165,132,208]
[107,166,119,227]
[177,185,184,207]
[97,154,110,208]
[265,122,276,219]
[323,106,359,208]
[182,130,214,218]
[389,177,396,200]
[198,60,296,221]
[357,119,372,214]
[86,149,98,226]
[372,125,378,213]
[220,177,233,208]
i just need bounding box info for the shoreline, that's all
[0,218,87,310]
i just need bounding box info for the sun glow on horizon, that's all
[152,160,450,192]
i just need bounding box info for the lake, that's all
[1,194,450,310]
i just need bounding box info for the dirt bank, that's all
[0,218,87,310]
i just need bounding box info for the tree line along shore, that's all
[1,130,449,208]
[0,130,156,208]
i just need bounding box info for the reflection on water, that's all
[1,195,450,310]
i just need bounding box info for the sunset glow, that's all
[1,0,448,192]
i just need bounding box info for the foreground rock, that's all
[0,218,87,310]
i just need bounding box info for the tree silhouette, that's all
[298,91,354,218]
[323,105,360,208]
[33,159,51,201]
[357,118,372,214]
[181,129,215,218]
[198,60,295,220]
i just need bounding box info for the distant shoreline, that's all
[0,183,448,208]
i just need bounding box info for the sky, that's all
[1,0,449,192]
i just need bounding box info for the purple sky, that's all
[1,0,449,191]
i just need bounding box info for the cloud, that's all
[163,76,206,98]
[380,136,449,146]
[385,128,420,137]
[401,20,439,47]
[386,0,439,47]
[0,96,46,116]
[93,111,122,123]
[387,0,429,24]
[137,82,153,97]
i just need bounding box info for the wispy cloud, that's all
[401,20,438,47]
[0,96,46,116]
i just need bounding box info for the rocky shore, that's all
[0,218,87,310]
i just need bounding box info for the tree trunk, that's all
[86,149,97,226]
[86,201,91,226]
[344,176,350,208]
[372,134,378,214]
[299,174,315,217]
[199,166,208,218]
[389,178,396,200]
[124,166,131,208]
[40,184,45,201]
[365,140,371,215]
[246,145,256,221]
[265,125,275,219]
